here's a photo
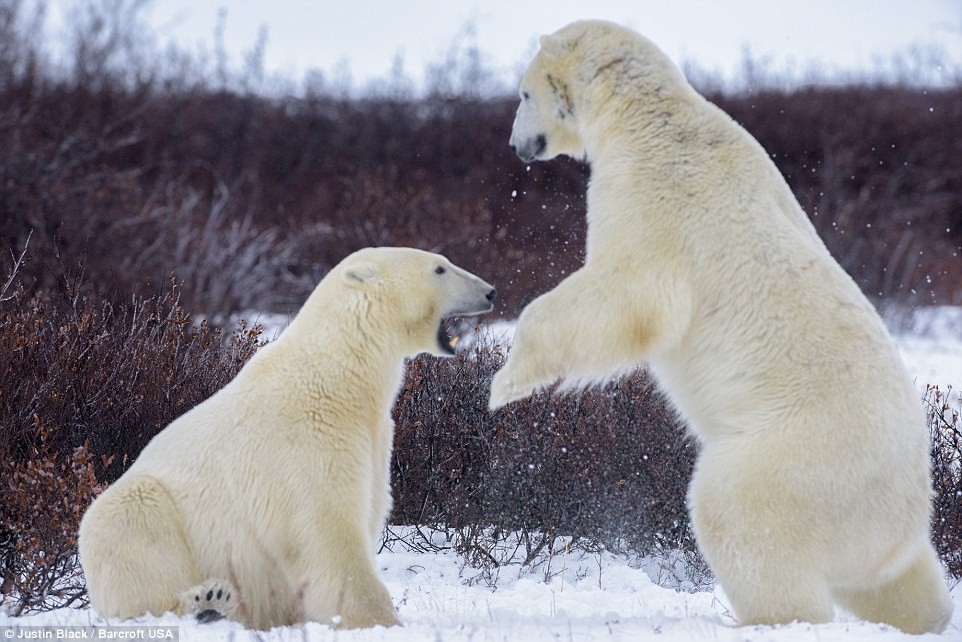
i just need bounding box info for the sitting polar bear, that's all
[490,20,952,633]
[79,247,495,630]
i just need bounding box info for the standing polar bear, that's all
[79,247,495,630]
[490,20,952,633]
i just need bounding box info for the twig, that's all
[0,230,31,303]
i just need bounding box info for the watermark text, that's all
[2,627,177,641]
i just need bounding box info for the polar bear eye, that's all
[435,266,446,275]
[522,91,531,101]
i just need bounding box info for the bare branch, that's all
[0,229,30,303]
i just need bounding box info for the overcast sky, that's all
[45,0,962,91]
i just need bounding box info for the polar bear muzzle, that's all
[511,134,547,163]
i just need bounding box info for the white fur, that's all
[79,247,494,630]
[491,20,952,633]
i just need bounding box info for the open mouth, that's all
[437,309,491,355]
[437,294,495,355]
[437,319,461,355]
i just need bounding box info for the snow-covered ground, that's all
[3,308,959,641]
[892,306,962,395]
[4,536,960,641]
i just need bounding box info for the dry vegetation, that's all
[388,346,703,585]
[0,274,263,614]
[1,0,960,614]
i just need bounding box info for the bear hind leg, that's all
[692,518,834,625]
[832,546,952,634]
[689,465,833,627]
[714,563,833,627]
[79,476,201,620]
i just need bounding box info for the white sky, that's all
[44,0,962,90]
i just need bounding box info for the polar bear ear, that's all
[342,262,382,289]
[538,33,566,59]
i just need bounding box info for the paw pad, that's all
[181,578,237,623]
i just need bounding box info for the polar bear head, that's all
[509,20,692,163]
[335,247,496,358]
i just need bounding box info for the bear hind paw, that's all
[178,578,238,623]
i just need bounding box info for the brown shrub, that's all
[1,286,960,614]
[1,426,104,615]
[4,69,957,318]
[927,385,962,577]
[389,341,700,575]
[0,270,263,613]
[388,342,962,586]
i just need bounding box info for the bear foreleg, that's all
[489,266,686,408]
[296,527,399,629]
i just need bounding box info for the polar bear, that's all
[79,247,495,630]
[489,20,952,633]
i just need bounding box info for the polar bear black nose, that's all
[486,288,497,302]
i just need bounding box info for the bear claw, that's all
[180,578,238,624]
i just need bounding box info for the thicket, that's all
[3,280,960,612]
[928,384,962,579]
[3,3,961,316]
[388,345,702,586]
[0,266,264,614]
[1,0,960,614]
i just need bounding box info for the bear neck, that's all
[282,289,408,396]
[579,92,709,263]
[575,47,702,161]
[580,86,699,161]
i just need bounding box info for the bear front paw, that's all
[179,578,238,623]
[489,368,536,410]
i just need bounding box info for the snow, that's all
[5,535,960,641]
[892,306,962,395]
[3,308,960,641]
